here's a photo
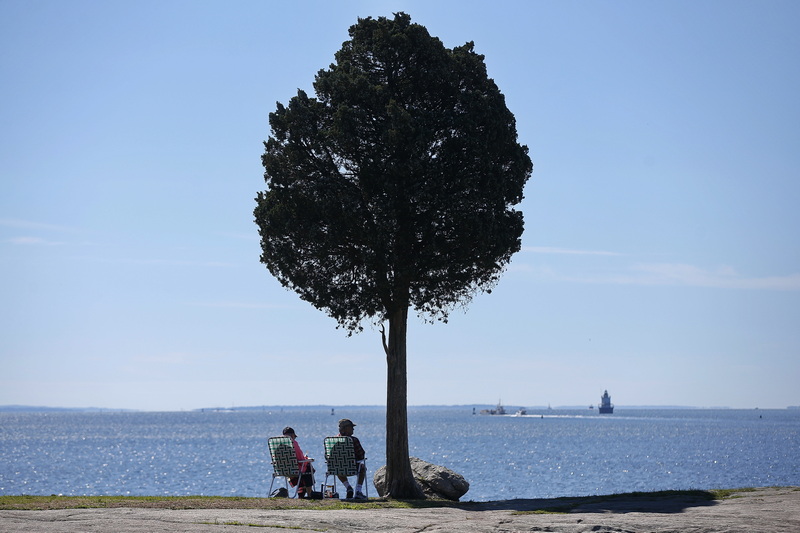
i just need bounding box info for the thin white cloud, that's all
[0,219,80,233]
[214,231,260,241]
[517,247,799,291]
[568,263,800,291]
[624,263,800,290]
[6,236,65,246]
[1,219,84,246]
[88,257,236,268]
[190,301,294,309]
[524,246,621,256]
[129,352,194,365]
[129,258,235,267]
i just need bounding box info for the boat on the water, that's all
[598,390,614,414]
[480,401,506,415]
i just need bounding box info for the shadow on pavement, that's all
[405,489,721,515]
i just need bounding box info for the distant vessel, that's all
[480,400,506,415]
[514,408,527,416]
[598,390,614,414]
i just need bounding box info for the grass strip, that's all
[0,487,766,512]
[0,494,422,511]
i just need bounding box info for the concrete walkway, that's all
[1,486,798,532]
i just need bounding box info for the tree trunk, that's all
[383,305,425,499]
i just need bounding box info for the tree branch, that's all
[379,322,390,358]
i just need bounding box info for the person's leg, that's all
[289,476,302,497]
[338,475,353,498]
[298,472,311,497]
[354,462,367,498]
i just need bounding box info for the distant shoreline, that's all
[2,404,798,413]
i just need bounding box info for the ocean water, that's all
[1,407,798,501]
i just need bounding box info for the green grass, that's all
[709,487,757,499]
[0,495,287,511]
[0,487,776,512]
[0,494,427,511]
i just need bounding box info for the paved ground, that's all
[1,486,798,532]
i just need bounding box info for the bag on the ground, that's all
[270,487,289,498]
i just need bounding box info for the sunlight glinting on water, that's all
[1,408,798,500]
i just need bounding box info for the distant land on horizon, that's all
[2,404,798,413]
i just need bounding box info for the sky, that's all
[1,0,798,411]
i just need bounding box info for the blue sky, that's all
[2,1,798,411]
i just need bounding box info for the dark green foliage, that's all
[255,12,532,332]
[255,13,531,499]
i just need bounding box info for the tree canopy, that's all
[255,12,532,498]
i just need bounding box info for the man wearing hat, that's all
[337,418,366,499]
[282,426,317,498]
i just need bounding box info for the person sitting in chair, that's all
[337,418,366,500]
[282,426,317,498]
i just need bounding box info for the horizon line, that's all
[2,403,797,413]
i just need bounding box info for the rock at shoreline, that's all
[373,457,470,501]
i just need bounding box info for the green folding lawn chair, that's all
[267,436,314,498]
[323,436,367,498]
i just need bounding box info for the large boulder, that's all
[373,457,470,501]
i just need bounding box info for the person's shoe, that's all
[345,487,354,499]
[354,491,367,501]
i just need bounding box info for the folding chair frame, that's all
[267,436,314,498]
[323,436,368,498]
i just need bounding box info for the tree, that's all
[254,13,532,499]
